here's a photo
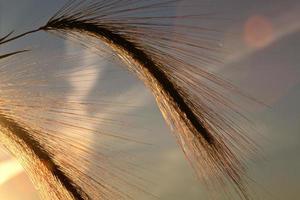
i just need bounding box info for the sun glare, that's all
[0,159,24,185]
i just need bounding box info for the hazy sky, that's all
[0,0,300,200]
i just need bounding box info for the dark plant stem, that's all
[0,28,41,45]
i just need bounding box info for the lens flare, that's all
[244,15,274,48]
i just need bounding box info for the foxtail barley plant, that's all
[0,0,261,199]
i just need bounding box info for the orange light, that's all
[244,15,273,48]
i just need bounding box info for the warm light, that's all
[0,159,24,185]
[244,15,274,48]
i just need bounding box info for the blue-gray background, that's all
[0,0,299,199]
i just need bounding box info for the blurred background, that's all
[0,0,299,199]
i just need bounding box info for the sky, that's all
[0,0,300,200]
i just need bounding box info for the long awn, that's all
[0,0,259,199]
